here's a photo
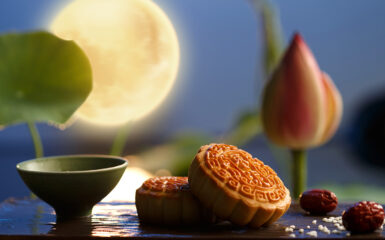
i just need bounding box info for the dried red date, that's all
[299,189,338,215]
[342,201,384,233]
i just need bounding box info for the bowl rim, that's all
[16,154,128,175]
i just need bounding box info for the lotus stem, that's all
[291,149,307,199]
[27,122,43,158]
[110,123,130,156]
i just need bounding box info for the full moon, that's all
[51,0,179,126]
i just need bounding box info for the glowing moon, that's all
[51,0,179,126]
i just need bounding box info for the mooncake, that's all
[135,176,214,225]
[188,143,291,228]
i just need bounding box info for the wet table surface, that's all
[0,198,383,239]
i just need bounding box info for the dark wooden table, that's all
[0,198,383,239]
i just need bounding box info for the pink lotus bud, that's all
[261,33,342,149]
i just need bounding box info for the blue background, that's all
[0,0,385,201]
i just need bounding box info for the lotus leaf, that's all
[0,31,92,126]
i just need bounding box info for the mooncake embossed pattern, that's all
[141,176,189,194]
[205,144,287,203]
[136,176,213,225]
[189,143,291,228]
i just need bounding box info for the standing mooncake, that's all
[188,143,291,228]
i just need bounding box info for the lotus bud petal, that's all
[261,33,343,149]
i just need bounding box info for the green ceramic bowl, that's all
[17,155,128,220]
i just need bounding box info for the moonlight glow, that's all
[51,0,179,126]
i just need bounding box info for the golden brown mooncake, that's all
[188,143,291,228]
[135,176,214,225]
